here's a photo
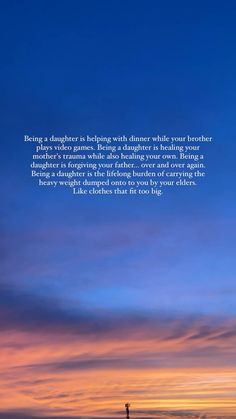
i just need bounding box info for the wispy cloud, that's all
[1,284,236,416]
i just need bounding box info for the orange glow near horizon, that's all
[1,329,236,417]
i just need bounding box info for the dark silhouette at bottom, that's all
[125,402,131,419]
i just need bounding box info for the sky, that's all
[1,0,236,418]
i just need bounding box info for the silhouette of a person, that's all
[125,403,130,418]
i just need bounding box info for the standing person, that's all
[125,403,130,418]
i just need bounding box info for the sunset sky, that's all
[1,0,236,418]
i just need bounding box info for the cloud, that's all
[1,286,236,416]
[0,284,157,337]
[1,283,236,350]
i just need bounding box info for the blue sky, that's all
[1,0,236,417]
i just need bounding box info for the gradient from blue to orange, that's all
[1,1,236,418]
